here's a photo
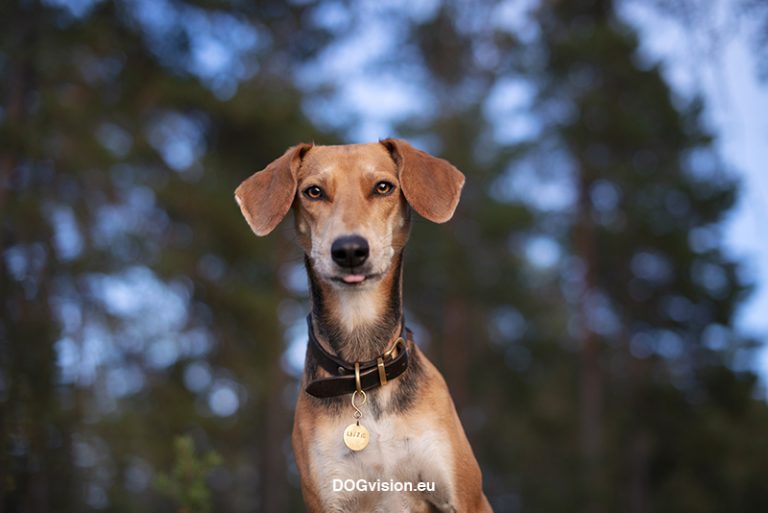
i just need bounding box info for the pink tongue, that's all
[343,274,366,284]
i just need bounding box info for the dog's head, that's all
[235,139,465,288]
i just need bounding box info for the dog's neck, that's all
[306,253,404,363]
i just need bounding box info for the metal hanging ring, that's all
[351,389,367,418]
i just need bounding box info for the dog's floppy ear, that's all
[380,138,465,223]
[235,143,312,236]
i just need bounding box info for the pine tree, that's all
[1,1,332,511]
[379,1,768,511]
[528,0,768,511]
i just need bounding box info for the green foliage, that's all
[154,436,222,513]
[1,0,766,512]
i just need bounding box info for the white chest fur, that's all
[308,407,457,512]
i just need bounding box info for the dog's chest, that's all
[309,408,455,512]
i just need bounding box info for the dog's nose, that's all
[331,235,369,268]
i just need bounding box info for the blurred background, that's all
[2,0,768,512]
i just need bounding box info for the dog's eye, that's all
[304,186,324,200]
[374,181,394,195]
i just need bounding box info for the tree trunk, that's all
[441,298,469,414]
[260,234,294,513]
[574,165,604,513]
[261,362,290,513]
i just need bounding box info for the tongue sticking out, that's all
[342,274,366,284]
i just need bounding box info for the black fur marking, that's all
[308,253,403,361]
[302,252,423,419]
[387,347,423,415]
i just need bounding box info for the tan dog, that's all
[235,139,492,512]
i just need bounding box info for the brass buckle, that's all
[377,337,405,386]
[354,362,362,394]
[377,357,387,386]
[382,337,406,360]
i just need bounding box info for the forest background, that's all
[3,0,768,512]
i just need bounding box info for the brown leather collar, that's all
[304,315,411,398]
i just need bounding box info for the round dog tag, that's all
[343,422,369,451]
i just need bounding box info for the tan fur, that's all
[235,143,312,236]
[236,141,491,512]
[292,347,491,512]
[381,138,465,224]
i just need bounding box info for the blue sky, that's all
[621,0,768,378]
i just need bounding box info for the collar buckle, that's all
[304,316,412,398]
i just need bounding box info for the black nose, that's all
[331,235,369,268]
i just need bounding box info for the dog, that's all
[235,139,492,512]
